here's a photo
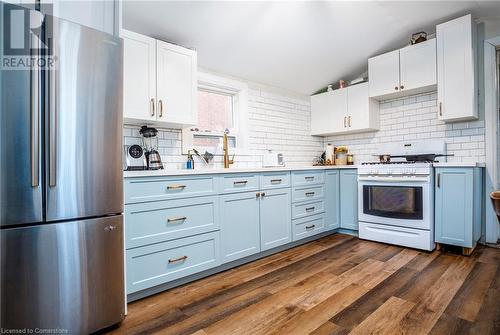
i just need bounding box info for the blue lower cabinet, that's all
[220,191,261,263]
[325,170,340,230]
[126,231,220,294]
[260,188,292,251]
[435,168,482,248]
[340,169,358,230]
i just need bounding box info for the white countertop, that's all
[123,165,359,178]
[432,162,486,168]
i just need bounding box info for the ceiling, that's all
[123,1,500,95]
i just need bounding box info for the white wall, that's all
[324,91,486,164]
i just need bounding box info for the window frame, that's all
[182,71,249,155]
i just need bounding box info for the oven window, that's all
[363,185,423,220]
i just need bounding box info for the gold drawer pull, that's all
[270,179,282,184]
[167,184,186,190]
[305,192,315,197]
[305,176,314,181]
[306,224,316,230]
[305,207,315,212]
[167,216,187,223]
[233,180,248,186]
[168,255,188,264]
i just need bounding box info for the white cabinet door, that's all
[400,39,437,92]
[368,49,400,98]
[347,82,378,132]
[121,29,156,123]
[437,14,477,122]
[41,0,115,35]
[310,89,347,136]
[156,40,197,127]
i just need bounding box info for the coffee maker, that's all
[140,126,163,170]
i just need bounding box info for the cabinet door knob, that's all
[261,192,266,197]
[394,86,399,91]
[400,85,404,89]
[256,192,260,198]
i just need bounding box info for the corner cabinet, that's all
[340,170,358,230]
[435,167,482,251]
[436,14,477,122]
[121,29,197,128]
[311,82,379,136]
[368,39,437,100]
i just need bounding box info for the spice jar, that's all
[347,154,354,165]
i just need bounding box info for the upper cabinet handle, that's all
[158,99,163,117]
[344,116,347,128]
[348,116,352,127]
[439,102,443,116]
[150,98,155,117]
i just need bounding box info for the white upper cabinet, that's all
[400,39,437,92]
[121,30,157,123]
[348,82,379,132]
[311,82,378,136]
[41,0,116,35]
[368,40,437,100]
[368,50,400,98]
[311,88,347,135]
[121,30,197,128]
[156,41,197,126]
[7,0,116,34]
[436,14,477,122]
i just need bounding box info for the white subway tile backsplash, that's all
[325,91,485,163]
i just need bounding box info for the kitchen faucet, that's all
[223,131,234,168]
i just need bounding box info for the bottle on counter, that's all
[186,151,195,169]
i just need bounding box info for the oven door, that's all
[358,176,433,230]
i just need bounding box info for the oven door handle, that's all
[358,176,430,183]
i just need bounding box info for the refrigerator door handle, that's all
[49,37,57,187]
[30,36,40,187]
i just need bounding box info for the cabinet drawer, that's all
[293,214,325,241]
[219,174,259,194]
[125,176,217,204]
[126,232,220,294]
[291,171,325,187]
[292,200,325,219]
[292,185,324,203]
[260,172,290,190]
[125,196,219,248]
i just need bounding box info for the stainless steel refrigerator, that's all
[1,3,125,333]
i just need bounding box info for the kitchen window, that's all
[182,72,248,154]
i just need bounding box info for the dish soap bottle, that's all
[186,151,195,169]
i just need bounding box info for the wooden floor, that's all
[106,234,500,335]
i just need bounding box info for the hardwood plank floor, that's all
[105,234,500,335]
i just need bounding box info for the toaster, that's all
[263,150,285,167]
[123,144,146,171]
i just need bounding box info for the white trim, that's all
[484,36,500,243]
[182,71,249,155]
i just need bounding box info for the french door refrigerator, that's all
[1,3,125,333]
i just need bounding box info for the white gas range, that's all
[357,141,449,251]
